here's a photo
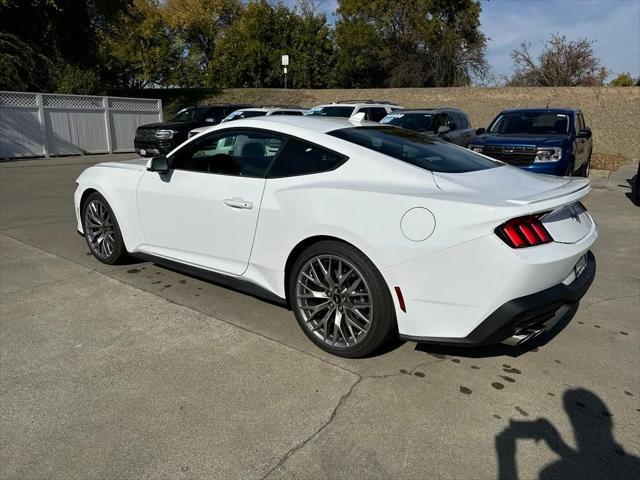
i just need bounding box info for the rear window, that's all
[328,126,501,173]
[305,106,355,118]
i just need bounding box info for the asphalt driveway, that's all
[1,154,638,479]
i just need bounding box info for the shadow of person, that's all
[495,388,640,480]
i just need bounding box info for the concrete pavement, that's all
[1,154,639,479]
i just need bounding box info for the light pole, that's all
[282,55,289,90]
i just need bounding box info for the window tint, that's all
[381,112,436,132]
[305,106,355,117]
[329,126,501,173]
[365,107,389,122]
[268,138,346,178]
[171,130,284,177]
[489,112,569,134]
[449,112,462,130]
[453,112,469,129]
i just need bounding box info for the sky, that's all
[303,0,640,81]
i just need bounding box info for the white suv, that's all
[305,100,403,122]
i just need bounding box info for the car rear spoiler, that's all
[507,178,590,205]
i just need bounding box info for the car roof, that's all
[234,107,269,113]
[499,108,579,115]
[312,103,400,108]
[393,108,465,114]
[206,115,378,134]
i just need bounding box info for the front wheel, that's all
[289,240,396,358]
[82,192,129,265]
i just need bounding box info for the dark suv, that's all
[134,104,252,156]
[380,108,475,147]
[469,108,593,176]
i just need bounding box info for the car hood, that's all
[137,121,198,131]
[474,134,567,147]
[433,165,589,205]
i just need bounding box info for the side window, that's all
[439,113,451,130]
[448,112,460,131]
[367,108,389,122]
[171,130,284,178]
[358,107,371,120]
[268,138,346,178]
[576,113,585,131]
[457,113,469,129]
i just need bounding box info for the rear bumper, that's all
[400,250,595,346]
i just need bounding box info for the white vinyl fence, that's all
[0,91,162,159]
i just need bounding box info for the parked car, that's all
[188,107,308,138]
[134,104,253,156]
[305,100,402,121]
[380,108,475,147]
[469,108,593,176]
[75,116,596,358]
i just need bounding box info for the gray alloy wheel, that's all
[84,198,116,259]
[295,254,373,348]
[82,192,128,265]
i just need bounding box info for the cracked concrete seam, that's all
[260,357,448,480]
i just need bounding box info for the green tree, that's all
[333,0,487,88]
[214,1,291,88]
[609,72,636,87]
[288,6,334,88]
[102,0,185,88]
[0,33,52,91]
[163,0,243,86]
[0,0,131,92]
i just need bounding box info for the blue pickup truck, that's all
[468,108,592,176]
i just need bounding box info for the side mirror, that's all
[437,125,450,134]
[475,127,486,135]
[147,155,169,173]
[577,128,592,139]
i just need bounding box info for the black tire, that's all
[81,192,129,265]
[289,240,396,358]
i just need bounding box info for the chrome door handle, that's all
[223,197,253,209]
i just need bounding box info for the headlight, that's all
[534,147,562,163]
[155,129,176,140]
[469,144,483,153]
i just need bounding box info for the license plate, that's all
[574,254,587,278]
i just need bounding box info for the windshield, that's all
[381,112,436,132]
[329,126,501,174]
[305,106,355,118]
[488,112,569,135]
[170,107,207,122]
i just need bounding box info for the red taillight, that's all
[495,215,553,248]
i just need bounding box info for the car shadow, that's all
[495,388,640,479]
[624,164,639,206]
[412,302,578,359]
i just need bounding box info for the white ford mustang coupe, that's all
[74,116,597,357]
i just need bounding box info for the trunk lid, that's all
[433,165,593,244]
[432,165,589,205]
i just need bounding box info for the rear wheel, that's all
[289,240,396,358]
[82,192,129,265]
